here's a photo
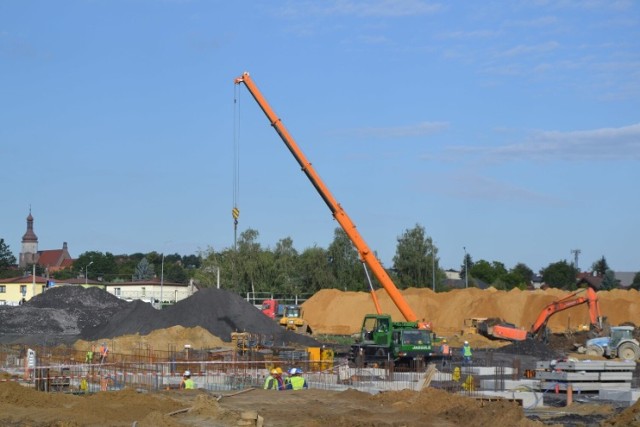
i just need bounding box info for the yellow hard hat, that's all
[442,339,447,343]
[275,367,283,375]
[270,368,278,375]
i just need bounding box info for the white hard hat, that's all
[184,370,191,376]
[464,341,469,345]
[289,368,297,375]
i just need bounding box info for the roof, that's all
[37,249,64,266]
[21,213,38,242]
[0,275,48,284]
[107,278,189,287]
[615,272,636,288]
[60,258,74,268]
[577,275,604,289]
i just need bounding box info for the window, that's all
[141,287,146,297]
[20,285,27,295]
[0,285,5,293]
[114,288,121,296]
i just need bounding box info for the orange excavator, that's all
[480,286,604,341]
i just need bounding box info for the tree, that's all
[297,246,335,294]
[232,228,273,294]
[134,258,155,280]
[460,253,474,284]
[273,237,300,295]
[0,238,16,268]
[502,262,534,289]
[591,256,609,276]
[392,224,436,289]
[73,251,118,282]
[0,238,17,279]
[541,260,578,289]
[601,269,617,290]
[631,272,640,291]
[327,228,363,291]
[470,260,496,285]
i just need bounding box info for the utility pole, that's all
[571,249,581,272]
[463,246,468,288]
[431,242,436,292]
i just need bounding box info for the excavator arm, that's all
[235,72,423,325]
[530,287,603,336]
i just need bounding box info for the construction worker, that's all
[180,370,195,389]
[462,341,473,365]
[99,342,109,363]
[286,368,308,390]
[440,339,451,367]
[85,345,94,364]
[264,368,278,389]
[264,368,285,390]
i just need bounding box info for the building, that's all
[0,275,47,305]
[18,211,74,273]
[105,278,196,306]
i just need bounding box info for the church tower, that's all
[19,210,39,268]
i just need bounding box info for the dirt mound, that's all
[603,395,640,426]
[73,325,232,353]
[81,288,319,347]
[302,287,640,338]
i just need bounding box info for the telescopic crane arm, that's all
[234,71,422,325]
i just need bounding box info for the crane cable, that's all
[232,83,241,250]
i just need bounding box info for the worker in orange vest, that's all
[440,339,451,367]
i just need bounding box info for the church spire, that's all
[22,210,38,243]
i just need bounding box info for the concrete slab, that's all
[598,389,640,404]
[480,379,539,391]
[472,390,544,409]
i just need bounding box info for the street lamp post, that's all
[160,253,164,309]
[463,247,468,288]
[432,244,436,292]
[85,261,94,286]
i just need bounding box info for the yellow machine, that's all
[461,318,488,335]
[307,346,334,371]
[279,305,313,335]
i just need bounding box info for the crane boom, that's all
[235,71,421,324]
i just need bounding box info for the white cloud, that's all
[451,123,640,162]
[438,30,500,40]
[499,41,560,57]
[347,121,449,139]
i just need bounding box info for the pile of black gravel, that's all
[0,286,318,347]
[26,285,130,332]
[81,288,318,346]
[495,338,561,359]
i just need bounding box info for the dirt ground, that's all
[2,286,640,426]
[0,381,554,427]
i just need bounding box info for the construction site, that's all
[0,284,640,426]
[1,73,639,426]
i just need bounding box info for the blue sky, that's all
[1,0,638,276]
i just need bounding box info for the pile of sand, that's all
[73,325,232,354]
[302,287,640,337]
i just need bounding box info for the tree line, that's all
[1,229,639,292]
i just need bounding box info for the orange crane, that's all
[484,286,604,341]
[234,72,426,328]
